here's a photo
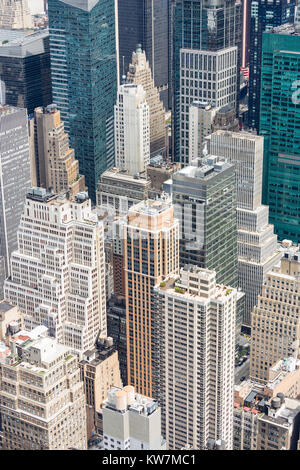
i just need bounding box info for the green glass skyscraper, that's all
[48,0,118,201]
[260,24,300,243]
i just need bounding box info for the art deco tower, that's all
[127,46,167,159]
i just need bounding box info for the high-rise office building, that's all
[248,0,295,131]
[172,0,241,165]
[172,155,238,288]
[79,336,122,439]
[0,325,87,450]
[154,266,237,449]
[32,104,86,194]
[127,47,167,158]
[260,24,300,243]
[4,188,107,353]
[114,84,150,175]
[0,105,31,299]
[124,198,179,398]
[0,0,33,29]
[208,130,281,325]
[118,0,170,108]
[102,385,166,450]
[48,0,118,202]
[0,30,52,115]
[250,244,300,384]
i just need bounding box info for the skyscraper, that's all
[250,243,300,384]
[172,0,241,165]
[0,105,31,299]
[118,0,170,108]
[0,30,52,115]
[124,198,179,398]
[260,24,300,242]
[32,104,86,194]
[4,188,107,353]
[172,155,238,288]
[154,266,237,449]
[208,130,281,325]
[127,47,167,158]
[48,0,118,201]
[0,325,87,450]
[114,84,150,175]
[248,0,295,131]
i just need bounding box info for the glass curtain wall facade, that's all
[248,0,295,131]
[260,25,300,243]
[118,0,170,108]
[48,0,118,202]
[0,31,52,115]
[172,0,241,163]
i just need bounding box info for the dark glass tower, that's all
[172,0,241,164]
[248,0,295,131]
[0,30,52,115]
[48,0,118,202]
[260,24,300,243]
[118,0,170,108]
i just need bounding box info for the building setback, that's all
[250,243,300,384]
[127,47,167,159]
[48,0,118,202]
[0,325,87,450]
[118,0,170,108]
[32,104,86,194]
[4,188,107,354]
[208,130,281,325]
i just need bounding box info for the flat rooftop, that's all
[0,29,49,58]
[0,300,15,313]
[130,198,172,216]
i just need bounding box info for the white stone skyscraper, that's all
[154,265,237,450]
[114,83,150,176]
[207,130,281,326]
[4,188,107,354]
[0,325,87,450]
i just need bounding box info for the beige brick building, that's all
[32,104,86,196]
[250,245,300,384]
[127,46,166,158]
[0,326,87,450]
[79,337,122,439]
